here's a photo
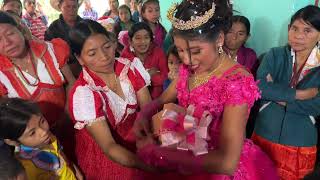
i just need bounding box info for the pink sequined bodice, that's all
[177,64,260,149]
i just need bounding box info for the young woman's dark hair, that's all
[118,4,132,18]
[289,5,320,31]
[166,45,179,59]
[0,150,25,179]
[1,0,23,17]
[2,0,22,7]
[128,22,154,41]
[0,98,40,141]
[140,0,159,21]
[69,19,114,56]
[171,0,233,42]
[231,15,251,35]
[0,11,18,27]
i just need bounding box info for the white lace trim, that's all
[291,46,320,81]
[117,57,151,86]
[81,58,140,125]
[74,116,106,130]
[72,85,98,122]
[46,42,65,81]
[131,57,151,86]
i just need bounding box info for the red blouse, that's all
[121,43,169,99]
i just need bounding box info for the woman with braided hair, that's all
[133,0,279,179]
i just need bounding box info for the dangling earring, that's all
[218,45,223,54]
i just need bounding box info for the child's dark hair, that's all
[0,98,40,141]
[118,4,132,19]
[69,19,114,56]
[167,45,179,59]
[290,5,320,31]
[128,22,154,42]
[231,15,251,35]
[141,0,159,22]
[0,150,25,180]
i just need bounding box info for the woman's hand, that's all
[73,164,84,180]
[136,134,157,149]
[133,115,152,139]
[168,71,178,81]
[147,67,160,76]
[296,88,319,100]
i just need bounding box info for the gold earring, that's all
[218,45,223,54]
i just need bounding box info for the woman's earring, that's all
[218,45,223,54]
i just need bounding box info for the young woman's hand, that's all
[168,71,178,81]
[147,67,160,76]
[133,115,152,139]
[136,134,157,149]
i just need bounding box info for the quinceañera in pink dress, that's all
[138,65,279,180]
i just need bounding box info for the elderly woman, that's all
[121,22,168,99]
[252,5,320,180]
[0,11,75,160]
[68,19,153,179]
[45,0,83,77]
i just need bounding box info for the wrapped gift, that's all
[152,103,186,135]
[152,103,212,156]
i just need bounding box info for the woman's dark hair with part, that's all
[0,11,18,27]
[58,0,80,7]
[231,15,251,35]
[118,4,132,18]
[167,45,179,59]
[0,98,40,141]
[289,5,320,31]
[128,22,154,41]
[0,150,25,179]
[69,19,114,56]
[172,0,232,42]
[140,0,159,21]
[2,0,22,7]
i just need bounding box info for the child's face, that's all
[119,8,131,23]
[18,115,51,148]
[168,54,181,73]
[130,29,151,54]
[142,2,160,23]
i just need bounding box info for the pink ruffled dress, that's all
[138,64,279,180]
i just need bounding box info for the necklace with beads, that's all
[189,55,225,88]
[11,51,40,86]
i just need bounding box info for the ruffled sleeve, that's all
[70,85,106,130]
[51,38,70,68]
[0,82,7,96]
[224,73,261,110]
[125,57,151,91]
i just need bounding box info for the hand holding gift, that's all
[152,103,212,156]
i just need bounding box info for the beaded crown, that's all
[167,1,216,30]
